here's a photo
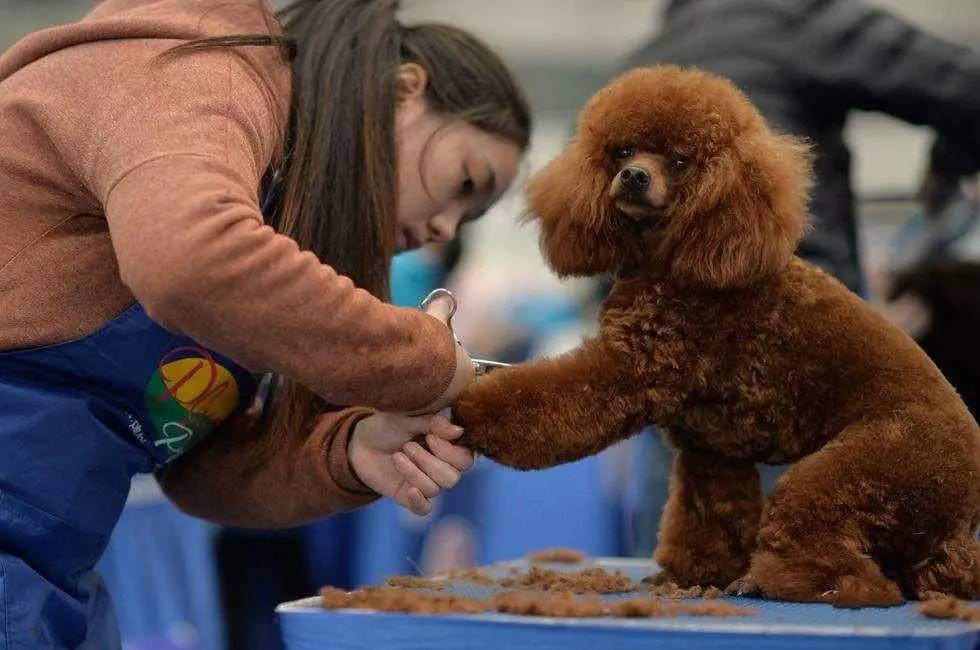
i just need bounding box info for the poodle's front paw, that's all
[725,575,762,598]
[654,546,749,588]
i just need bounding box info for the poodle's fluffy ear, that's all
[525,140,629,277]
[666,129,813,288]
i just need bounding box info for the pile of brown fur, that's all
[385,566,633,593]
[493,592,605,617]
[498,566,634,594]
[647,582,726,599]
[321,587,487,615]
[324,563,757,619]
[321,586,755,619]
[609,599,755,618]
[383,566,731,599]
[919,597,980,623]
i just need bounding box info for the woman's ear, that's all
[395,63,428,104]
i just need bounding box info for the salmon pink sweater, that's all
[0,0,459,526]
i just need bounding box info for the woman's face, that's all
[394,66,521,252]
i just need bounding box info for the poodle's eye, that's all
[613,146,635,161]
[673,157,688,169]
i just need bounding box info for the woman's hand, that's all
[348,411,475,515]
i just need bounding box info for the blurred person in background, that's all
[886,183,980,419]
[0,0,530,646]
[890,256,980,416]
[623,0,980,556]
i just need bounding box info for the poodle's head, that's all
[526,65,813,288]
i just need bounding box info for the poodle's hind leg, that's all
[900,534,980,600]
[744,540,904,607]
[733,427,908,607]
[652,448,763,588]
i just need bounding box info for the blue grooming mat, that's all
[277,557,980,650]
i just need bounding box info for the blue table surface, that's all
[277,557,980,650]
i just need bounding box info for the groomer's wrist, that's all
[409,342,475,415]
[329,408,377,495]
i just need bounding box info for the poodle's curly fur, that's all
[454,66,980,607]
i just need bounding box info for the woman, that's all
[0,0,530,646]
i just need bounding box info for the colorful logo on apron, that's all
[143,346,240,457]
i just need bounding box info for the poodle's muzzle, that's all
[608,151,669,221]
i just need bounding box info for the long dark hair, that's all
[167,0,531,429]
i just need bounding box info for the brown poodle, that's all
[453,65,980,607]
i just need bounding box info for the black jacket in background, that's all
[624,0,980,292]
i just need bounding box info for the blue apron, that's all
[0,302,257,648]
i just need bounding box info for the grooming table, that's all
[277,557,980,650]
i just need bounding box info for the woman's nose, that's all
[428,214,459,242]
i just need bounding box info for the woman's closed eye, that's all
[460,159,496,198]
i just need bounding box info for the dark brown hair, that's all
[168,0,530,429]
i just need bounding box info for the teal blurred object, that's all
[390,249,445,307]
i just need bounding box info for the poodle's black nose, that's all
[619,167,650,190]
